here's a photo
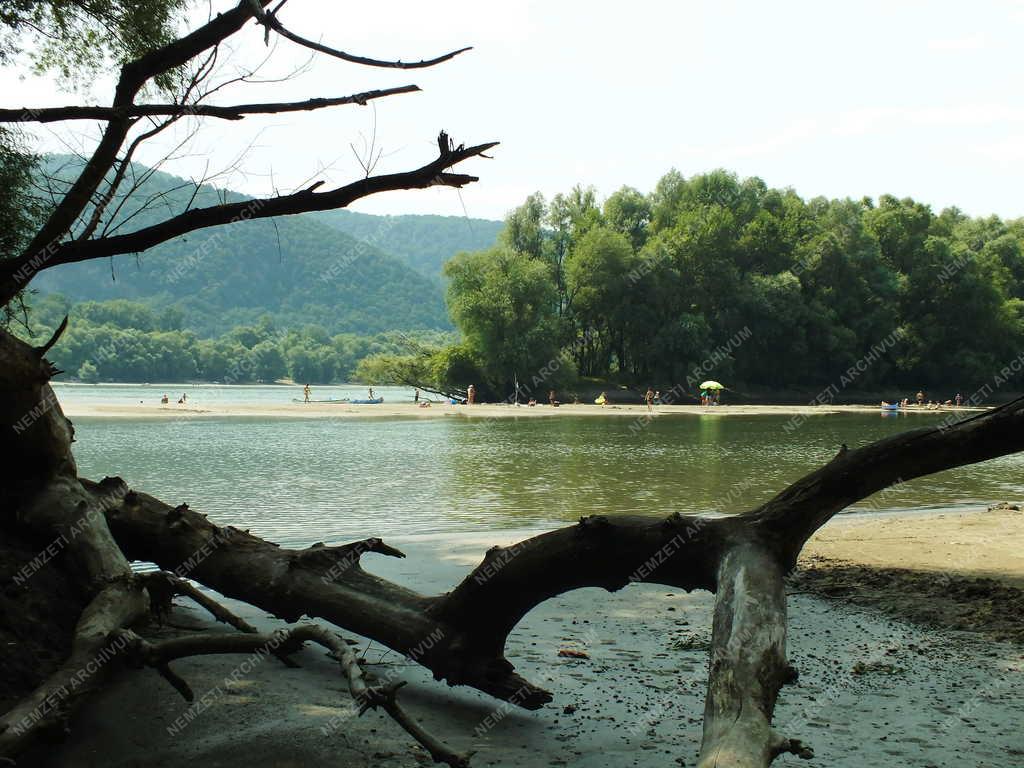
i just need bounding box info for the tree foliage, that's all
[444,170,1024,396]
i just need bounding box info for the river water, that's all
[52,384,1024,549]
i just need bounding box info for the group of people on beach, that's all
[699,390,719,406]
[882,391,964,409]
[160,393,187,405]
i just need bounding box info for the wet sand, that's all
[60,400,987,420]
[35,512,1024,768]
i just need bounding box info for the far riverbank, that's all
[57,399,988,420]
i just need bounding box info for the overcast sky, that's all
[3,0,1023,222]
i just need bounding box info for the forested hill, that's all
[31,157,454,336]
[314,210,503,281]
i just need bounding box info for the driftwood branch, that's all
[0,86,420,123]
[139,571,257,633]
[115,624,471,767]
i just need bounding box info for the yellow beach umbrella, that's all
[700,380,724,390]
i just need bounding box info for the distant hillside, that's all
[315,209,503,281]
[31,157,452,336]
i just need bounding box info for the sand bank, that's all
[803,507,1024,588]
[59,399,986,420]
[798,507,1024,644]
[32,510,1024,768]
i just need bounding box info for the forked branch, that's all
[115,624,472,767]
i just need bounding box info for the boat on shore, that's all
[350,397,384,405]
[292,398,349,404]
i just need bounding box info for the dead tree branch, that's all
[114,624,472,767]
[0,132,496,300]
[0,86,420,123]
[259,9,472,69]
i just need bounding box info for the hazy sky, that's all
[3,0,1023,221]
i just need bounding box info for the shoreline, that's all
[57,400,988,420]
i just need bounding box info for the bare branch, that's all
[0,86,420,123]
[14,1,271,288]
[261,10,472,69]
[0,132,497,298]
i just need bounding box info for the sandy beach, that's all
[31,508,1024,768]
[60,400,987,420]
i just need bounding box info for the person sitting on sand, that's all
[528,398,537,406]
[418,400,431,408]
[944,399,953,406]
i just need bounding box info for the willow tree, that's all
[2,3,1023,768]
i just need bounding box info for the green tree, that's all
[445,246,561,394]
[77,360,99,383]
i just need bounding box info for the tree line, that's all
[363,170,1024,401]
[18,294,451,384]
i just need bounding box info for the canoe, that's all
[350,397,384,405]
[292,398,350,404]
[880,403,901,411]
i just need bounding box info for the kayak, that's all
[292,398,349,404]
[350,397,384,405]
[880,403,901,411]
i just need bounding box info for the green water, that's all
[66,411,1024,548]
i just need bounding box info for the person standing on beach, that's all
[645,387,654,411]
[467,384,476,404]
[368,387,375,400]
[303,384,311,403]
[916,390,925,406]
[414,388,420,403]
[955,392,963,407]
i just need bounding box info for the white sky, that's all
[3,0,1024,221]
